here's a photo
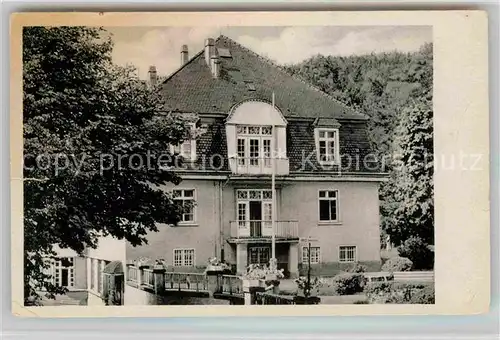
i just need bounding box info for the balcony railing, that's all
[230,220,299,239]
[228,157,289,175]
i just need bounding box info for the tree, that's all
[381,94,434,247]
[23,27,190,304]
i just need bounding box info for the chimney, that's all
[204,38,215,67]
[181,44,189,66]
[211,55,221,79]
[148,65,157,86]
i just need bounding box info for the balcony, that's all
[229,220,299,242]
[228,157,289,176]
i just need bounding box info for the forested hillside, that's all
[285,43,434,268]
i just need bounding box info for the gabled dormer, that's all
[226,99,289,175]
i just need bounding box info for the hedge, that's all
[381,257,413,272]
[365,282,435,304]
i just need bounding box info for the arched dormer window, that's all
[225,99,289,175]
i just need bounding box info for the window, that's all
[173,249,195,267]
[316,128,339,164]
[318,190,339,222]
[217,47,232,58]
[98,260,109,294]
[90,258,95,290]
[339,246,357,262]
[53,257,75,288]
[235,125,272,167]
[302,246,321,264]
[170,123,196,161]
[236,189,273,237]
[249,246,270,265]
[173,189,196,223]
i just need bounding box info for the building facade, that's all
[125,35,387,277]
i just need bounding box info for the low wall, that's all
[124,283,230,305]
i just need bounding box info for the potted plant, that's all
[153,258,168,271]
[205,257,231,274]
[243,262,285,291]
[242,264,267,288]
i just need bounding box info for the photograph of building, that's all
[23,25,434,306]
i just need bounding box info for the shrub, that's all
[397,236,434,270]
[381,257,413,272]
[331,273,366,295]
[365,282,434,304]
[353,300,369,304]
[347,262,367,273]
[410,285,435,304]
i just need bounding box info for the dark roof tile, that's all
[161,35,367,120]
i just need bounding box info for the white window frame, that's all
[315,128,340,165]
[173,248,196,267]
[339,245,357,263]
[301,246,321,264]
[53,257,75,288]
[235,125,273,167]
[318,189,340,223]
[170,123,197,161]
[172,189,197,224]
[236,189,273,225]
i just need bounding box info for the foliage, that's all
[285,44,434,255]
[243,264,285,280]
[353,300,369,304]
[409,284,435,304]
[23,27,190,304]
[205,257,231,272]
[346,262,367,273]
[397,237,434,270]
[285,43,433,161]
[294,276,327,297]
[331,273,366,295]
[381,256,413,272]
[382,96,434,247]
[365,281,434,304]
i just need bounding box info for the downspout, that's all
[219,175,230,262]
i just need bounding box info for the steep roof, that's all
[161,35,367,120]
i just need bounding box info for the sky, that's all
[106,26,432,79]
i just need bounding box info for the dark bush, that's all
[365,282,434,304]
[397,236,434,270]
[332,273,366,295]
[353,300,369,304]
[381,257,413,272]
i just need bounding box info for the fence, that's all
[393,271,434,282]
[165,272,209,292]
[255,292,296,305]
